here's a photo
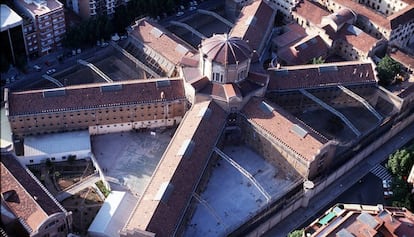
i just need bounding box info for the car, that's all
[33,65,42,71]
[46,68,56,75]
[384,190,393,199]
[382,180,391,189]
[176,11,184,17]
[189,6,197,11]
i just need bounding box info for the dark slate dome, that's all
[200,34,252,65]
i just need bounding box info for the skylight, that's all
[154,182,174,203]
[291,124,308,138]
[150,27,163,38]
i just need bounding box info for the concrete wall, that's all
[240,117,308,178]
[244,111,414,237]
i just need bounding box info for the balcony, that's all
[53,23,66,31]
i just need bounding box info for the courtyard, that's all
[184,145,302,237]
[91,129,174,196]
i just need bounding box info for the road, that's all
[263,122,414,237]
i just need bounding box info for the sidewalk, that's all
[263,122,414,237]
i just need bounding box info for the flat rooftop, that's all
[1,4,23,31]
[183,145,301,236]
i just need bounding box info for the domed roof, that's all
[200,34,252,65]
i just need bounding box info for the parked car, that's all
[46,68,56,75]
[189,6,197,11]
[176,11,184,17]
[33,65,42,71]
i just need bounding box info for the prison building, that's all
[230,0,276,61]
[121,100,227,237]
[317,0,414,51]
[124,18,198,77]
[5,79,187,137]
[1,153,72,237]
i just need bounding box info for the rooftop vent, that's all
[319,65,338,73]
[150,27,163,38]
[357,212,379,229]
[336,229,354,237]
[275,68,289,76]
[156,80,171,88]
[43,88,66,98]
[347,25,362,36]
[197,107,211,119]
[291,124,308,138]
[245,16,257,26]
[177,139,195,157]
[154,182,174,203]
[100,84,123,92]
[175,44,189,55]
[259,101,274,115]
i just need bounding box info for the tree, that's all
[377,55,401,86]
[311,56,325,64]
[387,143,414,178]
[288,229,304,237]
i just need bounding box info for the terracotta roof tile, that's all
[389,49,414,69]
[200,34,252,65]
[278,36,329,65]
[293,0,330,25]
[273,23,307,48]
[333,0,414,30]
[335,24,379,53]
[8,79,186,116]
[230,0,275,54]
[268,61,377,91]
[1,153,64,232]
[124,101,227,236]
[130,18,197,65]
[242,98,327,161]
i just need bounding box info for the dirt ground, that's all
[61,187,104,236]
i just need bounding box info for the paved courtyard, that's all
[184,145,301,237]
[91,130,172,196]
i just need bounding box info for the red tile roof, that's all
[8,79,186,116]
[278,36,329,65]
[124,100,227,236]
[200,34,252,65]
[242,98,328,161]
[293,0,330,25]
[230,0,275,55]
[268,61,377,91]
[333,0,414,30]
[1,153,65,233]
[389,49,414,69]
[273,23,307,48]
[130,18,197,65]
[334,24,379,53]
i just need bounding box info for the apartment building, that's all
[304,203,414,236]
[14,0,66,56]
[0,4,27,65]
[66,0,127,19]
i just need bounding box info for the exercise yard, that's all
[91,130,173,196]
[184,145,301,237]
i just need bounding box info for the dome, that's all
[200,34,252,65]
